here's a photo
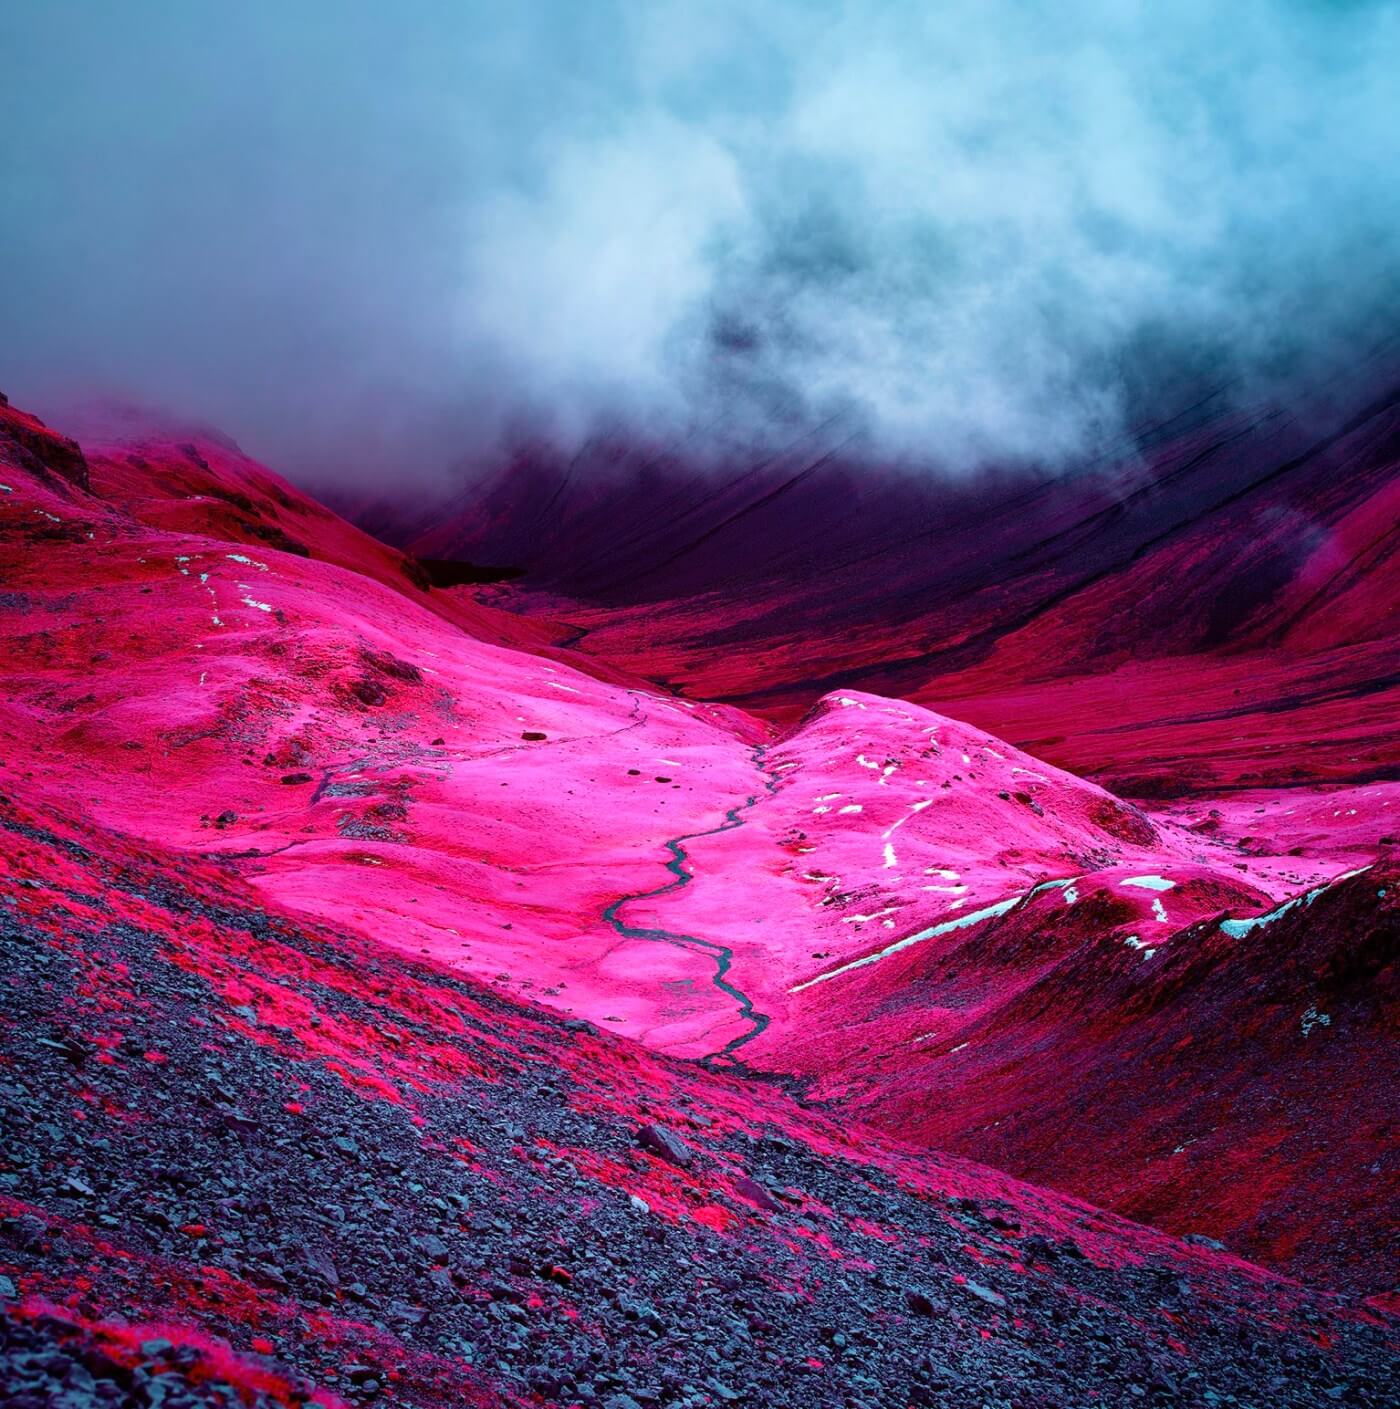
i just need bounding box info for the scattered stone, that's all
[961,1280,1006,1307]
[730,1174,780,1212]
[1183,1233,1228,1252]
[636,1123,692,1167]
[414,1232,450,1262]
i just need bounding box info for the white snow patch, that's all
[791,892,1023,993]
[1220,866,1370,937]
[1122,875,1177,892]
[852,755,899,784]
[241,597,273,613]
[838,804,863,815]
[1028,877,1079,898]
[226,553,268,570]
[882,842,898,869]
[882,799,932,839]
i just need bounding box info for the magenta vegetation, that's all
[1,386,1397,1407]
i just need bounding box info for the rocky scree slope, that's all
[2,788,1399,1409]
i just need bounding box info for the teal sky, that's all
[1,1,1397,483]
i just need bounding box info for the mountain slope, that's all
[4,782,1398,1409]
[2,390,1397,1309]
[375,371,1400,799]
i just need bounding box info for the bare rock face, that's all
[0,395,90,492]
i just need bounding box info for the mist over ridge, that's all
[2,0,1397,486]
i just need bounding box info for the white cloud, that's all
[2,0,1397,480]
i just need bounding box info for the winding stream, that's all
[601,744,781,1066]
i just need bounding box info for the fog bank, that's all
[2,1,1397,484]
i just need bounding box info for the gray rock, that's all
[636,1124,692,1168]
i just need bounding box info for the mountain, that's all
[364,365,1400,800]
[2,388,1398,1405]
